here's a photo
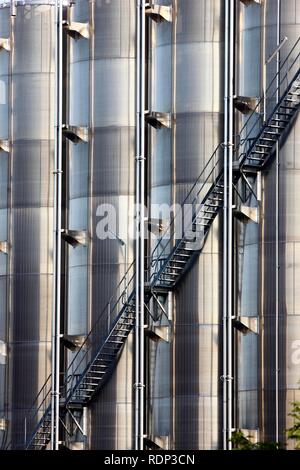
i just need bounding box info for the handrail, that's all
[66,261,135,375]
[64,264,136,397]
[148,146,222,282]
[238,35,300,138]
[237,36,300,158]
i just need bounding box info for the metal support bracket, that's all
[63,21,90,40]
[233,316,259,335]
[145,4,172,23]
[0,418,8,431]
[233,95,261,114]
[61,229,87,248]
[239,0,262,6]
[147,218,167,236]
[66,408,85,436]
[151,291,172,323]
[145,324,170,342]
[0,340,7,365]
[10,1,16,16]
[233,204,259,223]
[61,334,87,352]
[145,111,171,129]
[0,38,10,52]
[62,125,89,144]
[0,140,10,153]
[0,241,9,254]
[240,170,260,203]
[240,428,260,443]
[144,435,169,449]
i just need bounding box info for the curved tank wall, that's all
[0,2,54,449]
[236,2,261,436]
[0,3,10,450]
[66,0,135,449]
[149,0,224,449]
[238,0,300,446]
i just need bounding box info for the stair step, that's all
[247,156,264,162]
[195,221,210,226]
[256,144,273,148]
[161,272,177,278]
[78,387,95,393]
[280,105,297,109]
[276,111,291,116]
[272,118,289,123]
[159,277,176,283]
[166,266,183,271]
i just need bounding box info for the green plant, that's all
[230,429,281,450]
[230,430,254,450]
[287,401,300,449]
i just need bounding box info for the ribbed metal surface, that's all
[0,3,54,449]
[0,5,10,450]
[149,0,224,449]
[238,0,300,446]
[66,0,135,449]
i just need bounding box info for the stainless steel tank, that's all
[237,0,300,447]
[0,1,54,449]
[148,0,224,449]
[66,0,135,449]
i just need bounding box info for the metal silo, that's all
[65,0,135,449]
[148,0,224,449]
[0,0,54,449]
[237,0,300,447]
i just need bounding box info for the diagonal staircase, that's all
[23,38,300,450]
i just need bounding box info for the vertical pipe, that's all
[275,0,281,445]
[262,1,267,122]
[51,0,63,451]
[224,0,235,450]
[223,0,229,451]
[227,0,235,450]
[139,0,145,451]
[135,0,146,451]
[135,0,140,450]
[7,3,14,450]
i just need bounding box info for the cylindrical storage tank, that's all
[238,0,300,446]
[149,0,224,449]
[0,1,54,449]
[66,0,135,449]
